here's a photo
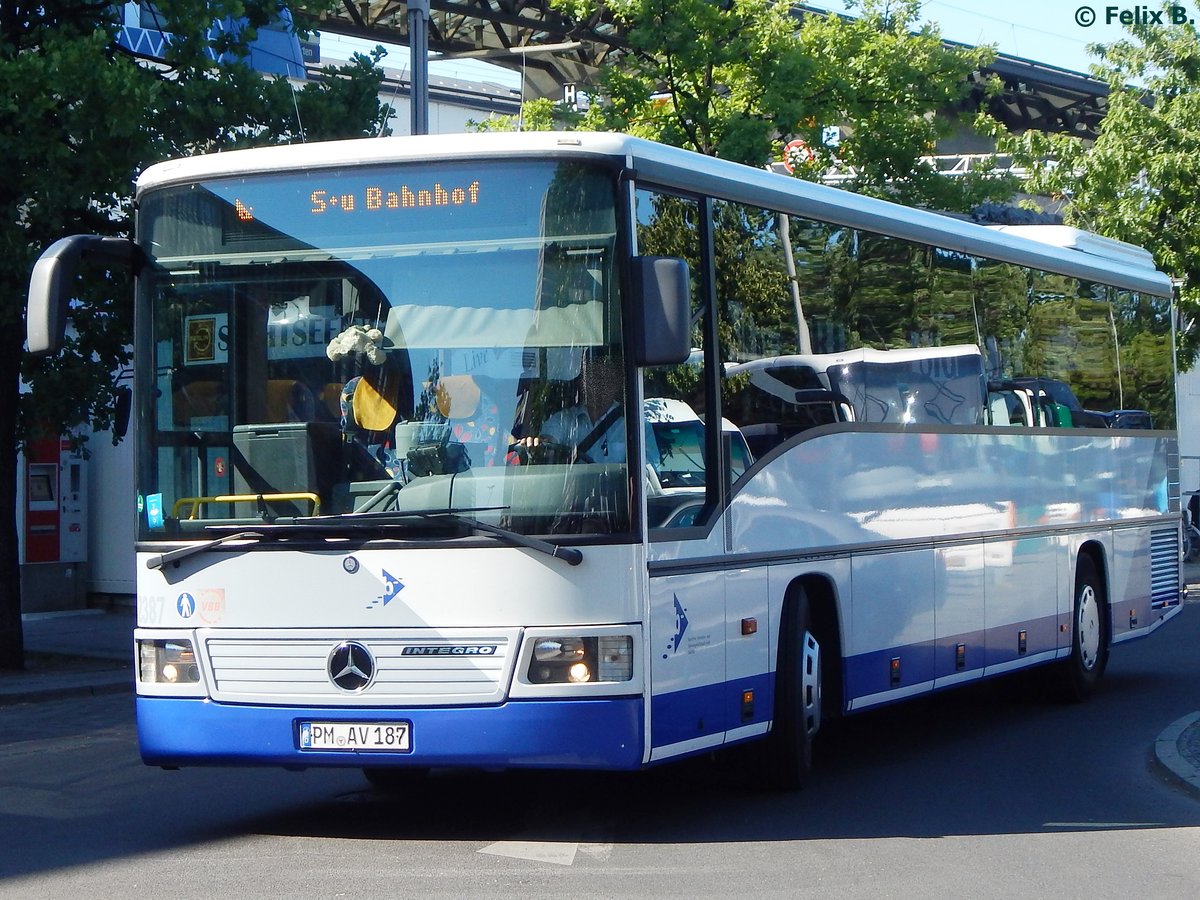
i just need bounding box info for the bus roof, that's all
[137,132,1173,297]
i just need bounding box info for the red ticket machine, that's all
[18,437,88,612]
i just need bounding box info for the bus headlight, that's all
[526,635,633,684]
[138,639,201,684]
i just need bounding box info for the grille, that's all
[202,630,518,706]
[1150,528,1181,609]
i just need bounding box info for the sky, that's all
[316,0,1162,87]
[913,0,1143,73]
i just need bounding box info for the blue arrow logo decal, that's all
[381,570,404,605]
[366,569,405,609]
[671,594,688,652]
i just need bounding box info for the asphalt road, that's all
[1,606,1198,899]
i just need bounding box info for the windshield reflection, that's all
[137,160,632,541]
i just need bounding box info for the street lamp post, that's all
[408,0,430,135]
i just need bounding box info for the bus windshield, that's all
[136,159,630,540]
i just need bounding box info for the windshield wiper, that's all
[441,514,583,567]
[306,507,584,567]
[144,520,401,570]
[145,530,264,570]
[147,508,584,570]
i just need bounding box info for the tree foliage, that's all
[552,0,1013,210]
[467,96,579,132]
[997,2,1200,366]
[0,1,388,668]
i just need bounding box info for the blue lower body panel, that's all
[137,696,645,770]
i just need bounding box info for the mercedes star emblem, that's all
[328,641,375,692]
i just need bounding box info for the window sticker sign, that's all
[184,314,228,366]
[267,297,342,360]
[146,493,164,529]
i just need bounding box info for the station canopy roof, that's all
[307,1,624,101]
[307,2,1111,138]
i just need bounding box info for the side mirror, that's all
[27,235,137,356]
[112,385,133,441]
[631,256,691,367]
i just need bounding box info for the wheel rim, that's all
[801,631,821,737]
[1076,583,1101,671]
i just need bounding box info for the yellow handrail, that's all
[173,493,321,519]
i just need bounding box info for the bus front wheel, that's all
[1057,554,1109,702]
[764,590,821,790]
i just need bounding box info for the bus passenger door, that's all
[638,186,769,758]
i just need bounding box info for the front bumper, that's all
[137,695,645,770]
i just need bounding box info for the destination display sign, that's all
[206,166,518,249]
[143,160,607,261]
[309,180,481,215]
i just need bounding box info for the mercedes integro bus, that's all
[26,132,1184,789]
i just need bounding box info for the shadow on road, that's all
[246,665,1200,847]
[1,616,1198,886]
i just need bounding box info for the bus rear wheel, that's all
[1057,554,1109,702]
[764,590,821,790]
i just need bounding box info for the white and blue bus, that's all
[27,133,1184,788]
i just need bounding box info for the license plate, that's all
[298,721,412,752]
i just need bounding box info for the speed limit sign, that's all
[783,139,815,173]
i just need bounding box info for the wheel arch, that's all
[782,573,845,718]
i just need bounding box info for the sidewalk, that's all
[2,576,1200,795]
[0,607,134,705]
[1156,711,1200,794]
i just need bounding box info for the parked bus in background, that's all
[26,133,1183,789]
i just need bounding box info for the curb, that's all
[1154,711,1200,795]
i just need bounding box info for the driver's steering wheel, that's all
[508,439,572,465]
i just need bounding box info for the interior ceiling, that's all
[308,2,1109,139]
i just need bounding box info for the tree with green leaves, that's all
[997,2,1200,366]
[467,96,575,132]
[551,0,1012,210]
[1,1,389,669]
